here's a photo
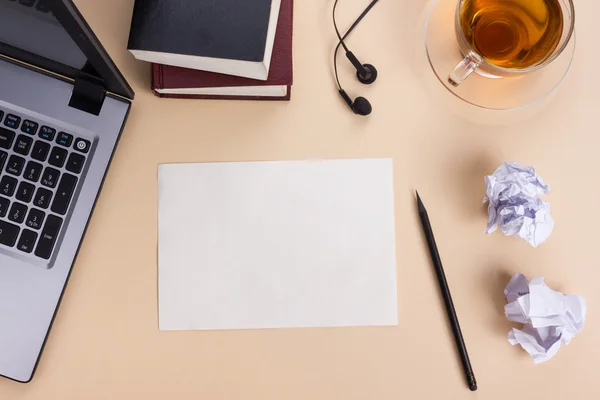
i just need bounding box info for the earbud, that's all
[346,52,378,85]
[356,63,378,85]
[352,96,372,115]
[333,0,380,116]
[338,90,372,116]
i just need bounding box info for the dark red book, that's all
[151,0,293,101]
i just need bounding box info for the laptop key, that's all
[6,155,25,176]
[17,229,38,254]
[0,197,9,217]
[48,146,67,168]
[21,120,38,135]
[31,140,50,161]
[41,167,60,188]
[24,161,43,182]
[0,110,3,122]
[0,175,17,197]
[56,132,73,147]
[51,173,77,215]
[35,215,63,259]
[8,202,27,224]
[13,134,33,155]
[4,114,20,129]
[0,150,7,171]
[33,187,52,209]
[39,126,56,141]
[74,138,91,153]
[66,152,85,174]
[26,208,45,230]
[16,181,35,203]
[0,220,20,247]
[0,127,15,149]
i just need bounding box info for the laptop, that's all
[0,0,134,382]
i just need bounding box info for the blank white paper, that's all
[158,159,398,331]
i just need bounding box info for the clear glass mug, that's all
[448,0,575,87]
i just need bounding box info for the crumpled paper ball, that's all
[484,162,554,247]
[504,273,586,364]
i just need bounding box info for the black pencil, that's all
[416,191,477,392]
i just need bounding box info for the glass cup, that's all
[448,0,575,87]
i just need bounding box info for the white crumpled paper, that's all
[484,162,554,247]
[504,273,586,364]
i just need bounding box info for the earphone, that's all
[333,0,379,116]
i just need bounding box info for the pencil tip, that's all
[468,375,477,391]
[416,191,425,212]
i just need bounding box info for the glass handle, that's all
[448,51,482,87]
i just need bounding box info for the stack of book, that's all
[127,0,293,101]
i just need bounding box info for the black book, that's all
[128,0,282,81]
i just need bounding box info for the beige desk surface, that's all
[2,0,599,398]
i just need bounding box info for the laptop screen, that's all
[0,0,88,70]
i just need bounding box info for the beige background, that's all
[1,0,599,398]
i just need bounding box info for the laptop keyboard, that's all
[0,109,91,260]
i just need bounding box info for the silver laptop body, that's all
[0,0,134,382]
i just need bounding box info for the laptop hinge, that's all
[68,78,106,116]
